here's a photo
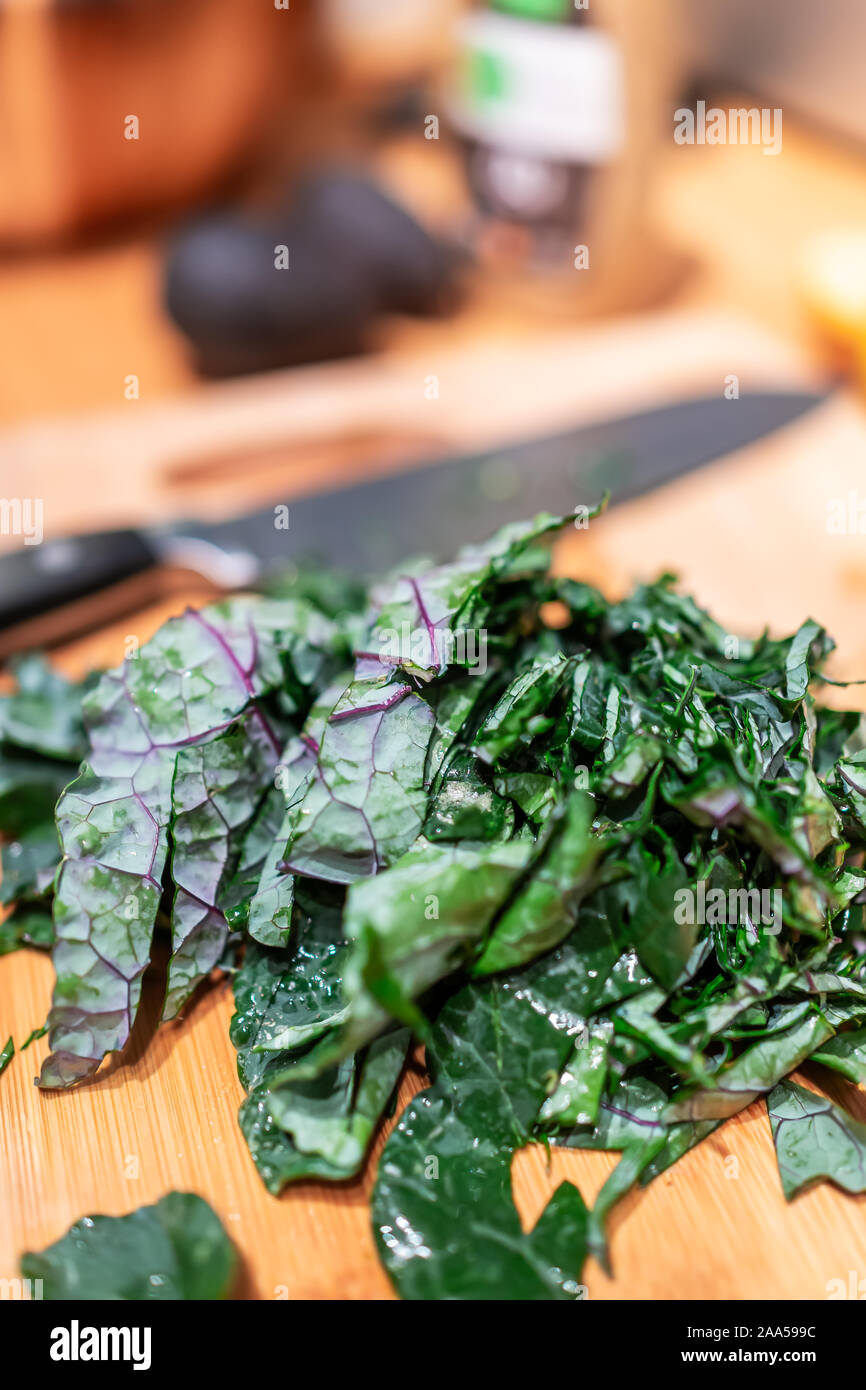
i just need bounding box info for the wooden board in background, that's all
[0,306,817,542]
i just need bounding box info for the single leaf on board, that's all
[20,1192,236,1299]
[768,1079,866,1199]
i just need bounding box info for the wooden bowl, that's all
[0,0,310,246]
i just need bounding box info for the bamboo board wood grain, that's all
[4,389,866,1302]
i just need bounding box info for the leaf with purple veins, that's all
[165,714,280,1019]
[40,597,336,1088]
[244,682,345,948]
[368,512,578,679]
[283,675,435,885]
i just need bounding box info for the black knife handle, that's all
[0,530,159,630]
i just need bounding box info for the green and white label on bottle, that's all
[449,10,624,165]
[492,0,575,20]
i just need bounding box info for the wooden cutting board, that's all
[3,317,866,1301]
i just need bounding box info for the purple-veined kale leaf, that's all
[40,597,336,1087]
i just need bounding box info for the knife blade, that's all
[0,387,826,635]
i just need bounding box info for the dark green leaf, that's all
[768,1079,866,1199]
[372,976,588,1300]
[0,655,89,761]
[20,1192,236,1299]
[0,908,53,956]
[810,1027,866,1084]
[666,1009,837,1121]
[473,792,600,975]
[340,841,531,1049]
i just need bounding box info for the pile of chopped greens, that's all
[3,508,866,1301]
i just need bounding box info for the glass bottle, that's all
[447,0,680,313]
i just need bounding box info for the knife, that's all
[0,387,826,636]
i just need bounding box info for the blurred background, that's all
[4,0,866,676]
